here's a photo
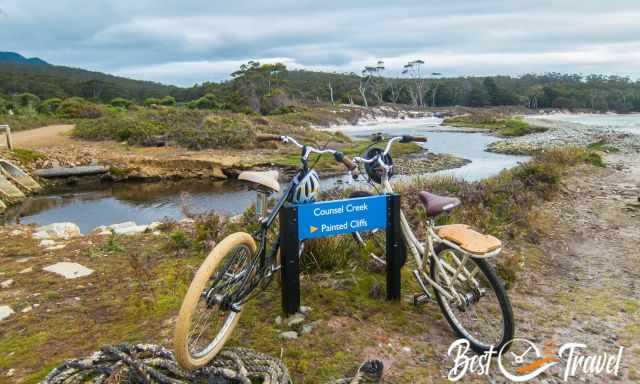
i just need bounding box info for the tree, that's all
[38,98,63,114]
[16,92,40,108]
[402,60,425,106]
[159,95,176,106]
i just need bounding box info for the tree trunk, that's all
[328,82,335,105]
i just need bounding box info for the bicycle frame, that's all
[357,137,499,307]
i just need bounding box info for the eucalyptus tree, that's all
[402,60,425,106]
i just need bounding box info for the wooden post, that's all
[0,125,12,150]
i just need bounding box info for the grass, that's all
[9,148,46,163]
[443,114,547,137]
[0,147,605,383]
[587,139,620,153]
[0,114,69,132]
[72,107,352,151]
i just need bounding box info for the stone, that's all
[287,313,305,328]
[274,316,282,326]
[279,331,298,340]
[46,244,67,251]
[43,262,94,279]
[301,324,313,335]
[0,305,14,321]
[9,229,23,236]
[1,279,14,289]
[32,223,81,240]
[299,306,312,316]
[39,239,57,248]
[19,267,33,274]
[6,368,15,377]
[148,222,162,230]
[21,305,32,313]
[92,222,148,236]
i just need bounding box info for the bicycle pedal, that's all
[413,292,435,306]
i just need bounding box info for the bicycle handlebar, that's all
[400,135,428,143]
[257,134,358,176]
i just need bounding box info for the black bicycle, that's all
[173,134,358,369]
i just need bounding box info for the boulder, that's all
[0,305,14,321]
[279,331,298,340]
[0,279,14,289]
[92,222,149,236]
[32,223,81,240]
[43,262,94,279]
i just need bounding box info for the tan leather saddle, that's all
[238,170,280,193]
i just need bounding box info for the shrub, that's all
[179,114,257,149]
[57,98,103,119]
[16,93,40,108]
[159,96,176,106]
[144,97,161,106]
[110,97,134,109]
[38,98,63,114]
[186,93,222,110]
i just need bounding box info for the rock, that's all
[6,368,15,377]
[46,244,67,251]
[228,215,243,224]
[287,313,305,328]
[301,324,313,335]
[43,262,94,279]
[21,305,33,313]
[148,222,162,230]
[92,222,148,236]
[299,306,312,316]
[32,223,81,240]
[1,279,14,289]
[9,229,23,236]
[274,316,282,326]
[279,331,298,340]
[179,218,195,225]
[39,239,57,248]
[19,267,33,274]
[0,305,14,321]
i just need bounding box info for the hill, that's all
[0,52,182,103]
[0,51,48,65]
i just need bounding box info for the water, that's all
[527,113,640,134]
[4,117,527,232]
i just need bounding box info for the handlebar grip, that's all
[334,152,360,178]
[400,135,428,143]
[256,134,282,142]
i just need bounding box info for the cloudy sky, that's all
[1,1,639,86]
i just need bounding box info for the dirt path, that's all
[500,153,640,383]
[6,124,75,149]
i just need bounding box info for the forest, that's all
[1,58,640,117]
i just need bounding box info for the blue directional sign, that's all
[297,195,388,240]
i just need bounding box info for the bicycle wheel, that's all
[174,232,257,369]
[349,191,386,265]
[430,244,514,353]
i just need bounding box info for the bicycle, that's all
[349,133,514,354]
[173,135,359,369]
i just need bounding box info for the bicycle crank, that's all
[412,270,436,305]
[456,287,487,311]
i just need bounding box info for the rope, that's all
[40,344,383,384]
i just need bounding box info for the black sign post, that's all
[279,193,405,315]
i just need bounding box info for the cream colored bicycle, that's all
[350,134,514,353]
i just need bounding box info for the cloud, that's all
[1,1,639,85]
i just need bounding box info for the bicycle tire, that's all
[174,232,257,369]
[430,244,514,354]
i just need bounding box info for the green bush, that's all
[186,93,222,110]
[144,97,161,106]
[180,114,257,149]
[16,93,40,108]
[57,98,103,119]
[159,96,176,106]
[110,97,134,109]
[38,98,63,114]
